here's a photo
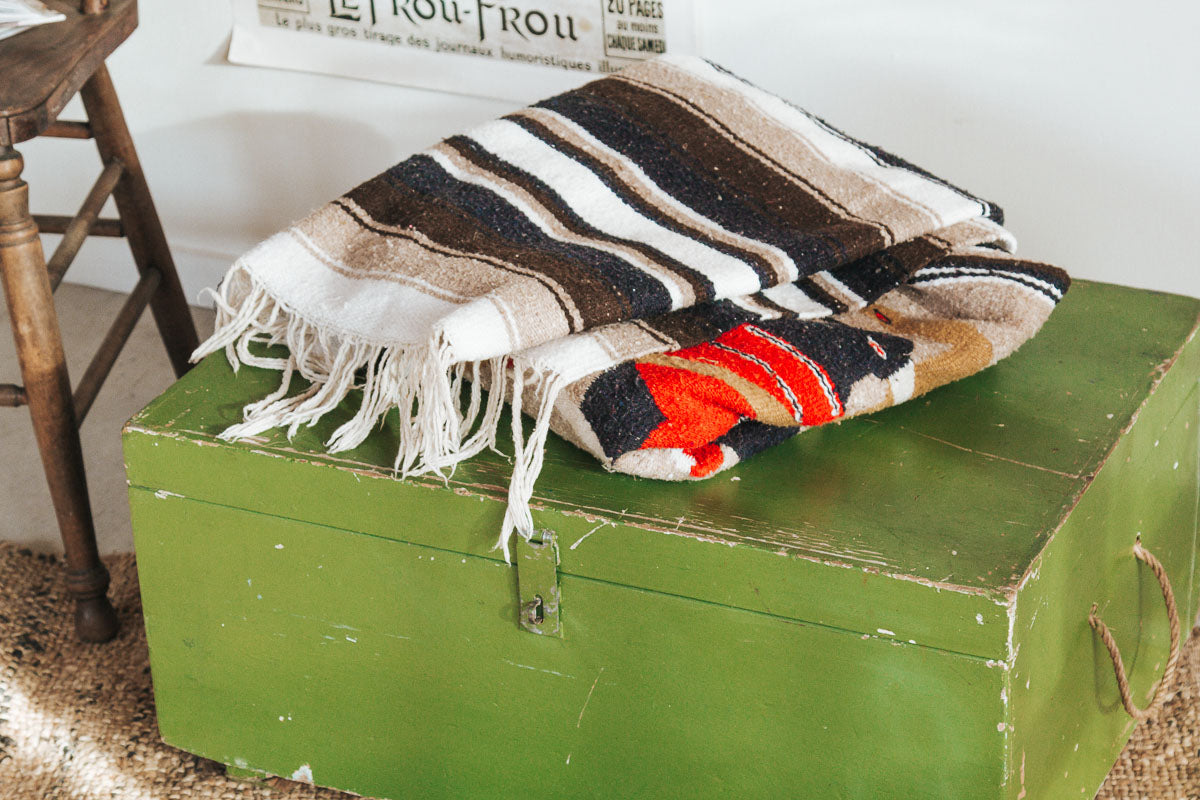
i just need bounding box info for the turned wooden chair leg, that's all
[81,63,198,377]
[0,148,118,642]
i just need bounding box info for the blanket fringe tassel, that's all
[191,263,566,562]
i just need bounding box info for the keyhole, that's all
[526,595,545,625]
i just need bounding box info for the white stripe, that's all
[519,330,633,383]
[437,297,520,362]
[466,119,765,303]
[291,227,472,304]
[661,56,985,231]
[613,447,699,480]
[813,270,865,307]
[425,147,687,311]
[759,283,831,318]
[967,218,1017,253]
[534,108,799,282]
[914,266,1063,300]
[907,272,1060,303]
[716,444,741,473]
[729,295,781,318]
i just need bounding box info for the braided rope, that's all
[1088,539,1182,722]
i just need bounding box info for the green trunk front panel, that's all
[130,490,1006,800]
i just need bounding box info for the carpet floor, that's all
[1,541,1197,799]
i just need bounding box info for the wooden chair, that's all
[0,0,199,641]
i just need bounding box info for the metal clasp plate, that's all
[516,529,562,637]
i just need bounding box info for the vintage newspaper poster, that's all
[228,0,700,101]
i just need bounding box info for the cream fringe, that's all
[191,263,566,562]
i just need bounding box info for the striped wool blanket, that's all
[194,55,1069,558]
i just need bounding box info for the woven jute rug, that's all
[1,542,1197,799]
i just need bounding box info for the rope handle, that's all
[1088,537,1181,722]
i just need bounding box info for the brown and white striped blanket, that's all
[194,55,1068,557]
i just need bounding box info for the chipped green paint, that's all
[123,280,1200,799]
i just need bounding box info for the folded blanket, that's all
[194,55,1069,558]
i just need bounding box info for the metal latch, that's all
[516,529,562,637]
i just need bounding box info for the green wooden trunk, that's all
[122,280,1200,799]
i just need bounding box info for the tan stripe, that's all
[331,196,587,333]
[589,322,673,364]
[486,292,524,352]
[514,106,796,286]
[847,301,993,398]
[295,203,506,301]
[640,59,955,231]
[291,208,481,305]
[903,317,993,397]
[619,61,944,245]
[429,141,697,308]
[632,318,678,349]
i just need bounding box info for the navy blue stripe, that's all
[535,89,849,274]
[580,362,666,460]
[823,251,910,305]
[714,421,799,462]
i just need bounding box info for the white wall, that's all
[20,0,1200,304]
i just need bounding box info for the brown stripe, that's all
[440,135,712,306]
[623,60,945,240]
[809,272,863,308]
[329,197,585,334]
[345,171,628,330]
[579,77,891,264]
[749,291,798,318]
[589,321,676,364]
[884,235,952,271]
[794,277,848,314]
[512,107,790,286]
[632,317,679,350]
[293,208,474,305]
[427,141,699,314]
